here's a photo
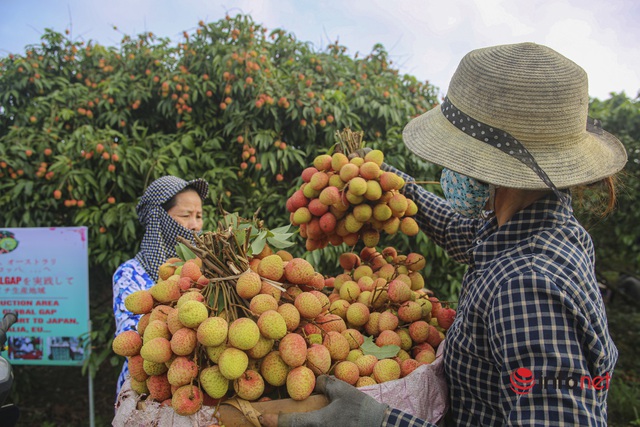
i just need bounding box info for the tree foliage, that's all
[580,93,640,276]
[0,15,466,300]
[2,14,636,306]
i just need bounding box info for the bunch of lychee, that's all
[286,150,420,251]
[112,245,455,417]
[309,244,456,385]
[112,256,216,415]
[111,250,330,415]
[245,246,454,392]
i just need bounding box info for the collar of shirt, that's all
[471,192,574,270]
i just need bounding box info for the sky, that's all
[1,0,639,100]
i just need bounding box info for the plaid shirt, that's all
[381,166,617,427]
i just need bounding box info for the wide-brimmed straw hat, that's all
[403,42,627,189]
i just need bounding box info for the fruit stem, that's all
[334,128,364,155]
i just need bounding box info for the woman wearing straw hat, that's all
[112,176,208,397]
[261,43,626,426]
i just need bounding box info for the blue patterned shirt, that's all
[112,258,155,395]
[381,165,617,426]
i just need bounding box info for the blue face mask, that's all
[440,168,491,218]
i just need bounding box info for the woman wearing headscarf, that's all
[112,175,208,395]
[261,43,626,426]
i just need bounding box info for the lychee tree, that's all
[582,93,640,276]
[1,14,468,299]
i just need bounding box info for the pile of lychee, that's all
[286,150,420,251]
[112,244,455,417]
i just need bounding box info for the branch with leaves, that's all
[176,212,296,322]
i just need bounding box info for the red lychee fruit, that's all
[283,258,315,285]
[333,361,360,385]
[306,343,331,375]
[257,254,284,281]
[279,333,308,368]
[171,385,203,416]
[322,331,350,361]
[286,366,316,401]
[436,307,456,330]
[233,369,265,402]
[147,373,172,401]
[112,330,142,356]
[372,358,401,383]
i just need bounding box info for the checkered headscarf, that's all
[134,176,208,282]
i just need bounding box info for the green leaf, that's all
[181,134,195,150]
[124,220,136,241]
[273,232,294,240]
[269,155,277,175]
[250,230,268,256]
[170,143,183,157]
[361,335,400,359]
[103,209,118,227]
[235,229,247,246]
[224,213,239,229]
[178,156,189,173]
[270,224,291,234]
[12,180,26,197]
[175,244,185,260]
[266,236,295,249]
[237,222,253,230]
[175,242,197,261]
[308,250,321,267]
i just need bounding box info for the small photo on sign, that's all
[48,336,85,361]
[0,230,19,254]
[7,336,43,360]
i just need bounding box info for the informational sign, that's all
[0,227,89,366]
